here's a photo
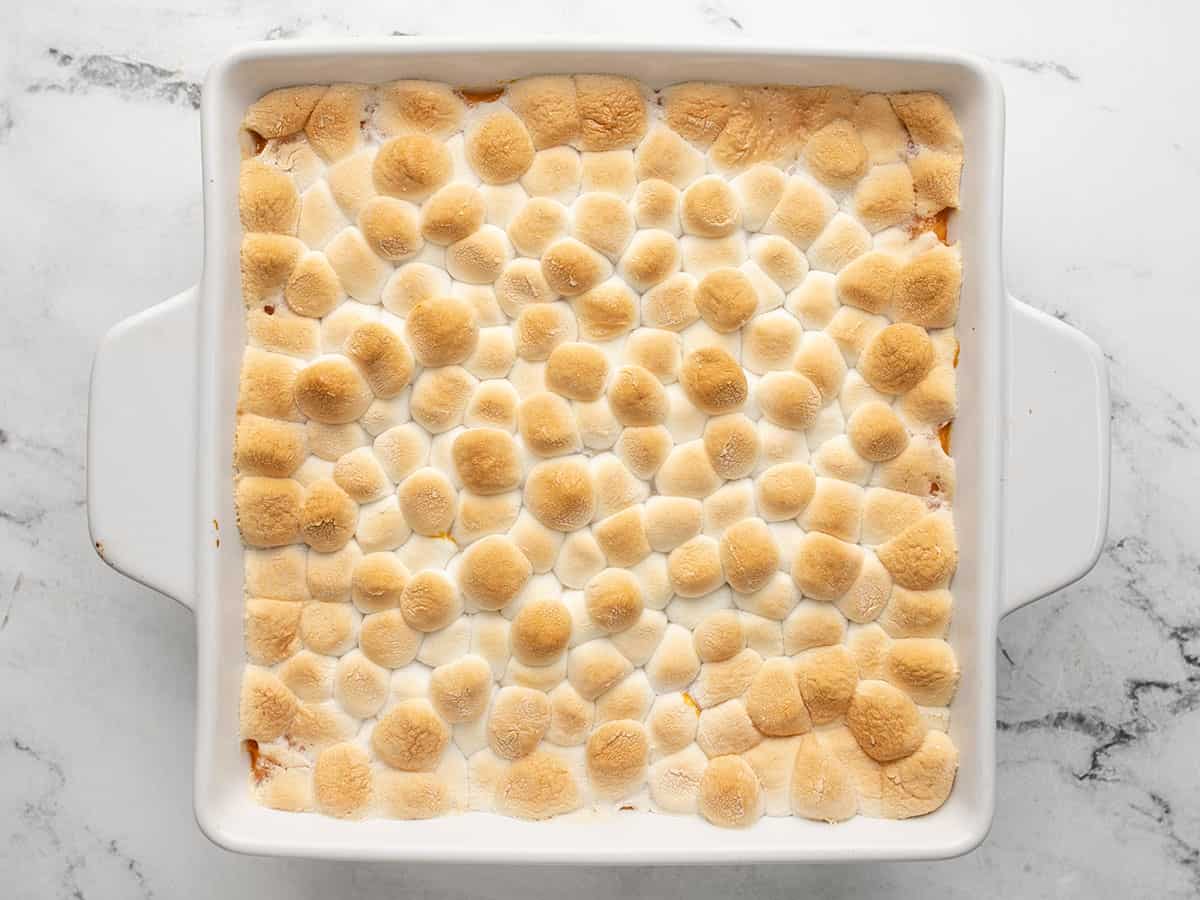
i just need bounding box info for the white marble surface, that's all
[3,1,1199,896]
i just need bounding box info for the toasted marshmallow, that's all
[571,192,635,260]
[554,529,606,589]
[877,512,957,591]
[878,587,953,638]
[892,245,961,329]
[372,698,450,771]
[688,648,761,709]
[567,638,634,701]
[783,600,848,654]
[618,230,681,292]
[580,150,637,198]
[731,165,786,232]
[641,273,699,332]
[680,233,748,278]
[762,175,836,249]
[794,644,858,726]
[680,346,747,415]
[596,672,655,723]
[633,179,682,234]
[845,679,926,762]
[644,624,702,693]
[298,602,356,657]
[883,638,959,706]
[520,146,582,202]
[697,753,763,827]
[541,238,612,297]
[860,323,935,395]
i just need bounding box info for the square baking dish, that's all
[86,38,1110,863]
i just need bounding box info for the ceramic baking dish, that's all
[86,39,1110,863]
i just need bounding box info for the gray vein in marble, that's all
[7,738,157,899]
[0,573,21,632]
[0,102,13,144]
[1128,793,1200,891]
[700,1,743,31]
[998,56,1081,82]
[25,49,200,110]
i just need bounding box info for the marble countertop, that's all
[4,1,1198,897]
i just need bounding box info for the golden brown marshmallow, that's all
[457,534,532,610]
[495,750,581,820]
[244,598,302,666]
[848,402,909,462]
[854,163,915,232]
[754,462,816,522]
[511,596,572,665]
[572,279,638,341]
[681,176,742,238]
[373,699,450,771]
[607,365,668,427]
[514,303,576,361]
[859,323,936,395]
[518,392,582,458]
[680,346,748,415]
[377,80,464,138]
[540,238,612,297]
[523,457,597,532]
[452,428,521,496]
[619,230,681,292]
[545,342,608,401]
[846,679,926,762]
[343,322,414,399]
[878,587,952,639]
[304,83,364,162]
[243,85,326,140]
[357,196,422,261]
[421,182,486,246]
[507,76,580,149]
[359,609,421,668]
[719,518,779,594]
[692,609,744,664]
[445,225,511,284]
[312,743,372,818]
[892,245,961,329]
[756,372,822,430]
[239,159,299,234]
[703,414,760,481]
[397,467,457,536]
[746,657,812,737]
[641,274,699,332]
[508,198,570,258]
[587,719,649,798]
[694,267,758,334]
[488,686,551,760]
[883,638,959,706]
[235,415,306,478]
[373,134,452,201]
[877,513,958,590]
[698,754,763,828]
[400,570,463,633]
[571,191,635,260]
[794,644,858,725]
[466,110,535,184]
[575,75,647,151]
[241,233,304,305]
[350,551,408,613]
[792,531,863,602]
[584,568,645,634]
[405,296,479,367]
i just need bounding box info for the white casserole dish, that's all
[86,39,1110,863]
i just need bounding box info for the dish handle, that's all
[87,287,199,609]
[1003,297,1110,617]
